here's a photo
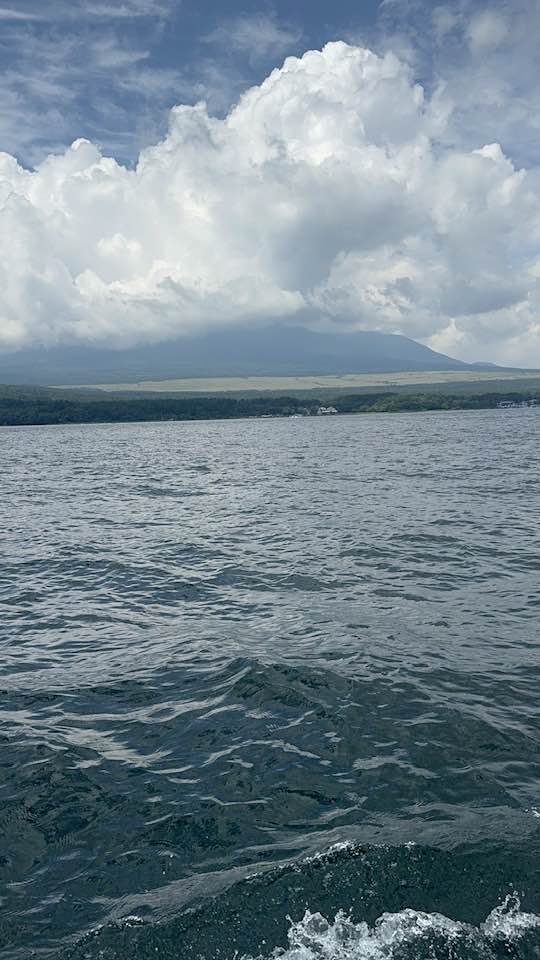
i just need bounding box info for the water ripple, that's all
[0,410,539,958]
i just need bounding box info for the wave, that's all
[60,841,540,960]
[247,897,540,960]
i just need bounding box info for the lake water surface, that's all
[1,410,539,959]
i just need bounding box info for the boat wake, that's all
[249,896,540,960]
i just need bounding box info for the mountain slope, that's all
[0,326,470,386]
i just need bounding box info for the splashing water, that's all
[249,897,540,960]
[482,895,540,943]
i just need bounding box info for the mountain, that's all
[0,326,473,386]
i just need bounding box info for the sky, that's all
[1,0,540,365]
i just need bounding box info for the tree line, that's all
[0,388,538,426]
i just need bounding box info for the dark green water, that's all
[1,410,539,959]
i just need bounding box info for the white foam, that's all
[482,894,540,940]
[247,896,539,959]
[301,841,355,864]
[115,914,146,927]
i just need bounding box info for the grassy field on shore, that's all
[58,369,540,399]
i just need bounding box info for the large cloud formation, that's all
[1,40,539,364]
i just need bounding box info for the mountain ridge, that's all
[0,326,493,386]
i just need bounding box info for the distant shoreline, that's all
[1,388,539,427]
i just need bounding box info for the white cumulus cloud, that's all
[0,40,539,364]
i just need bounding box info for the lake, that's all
[1,410,539,959]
